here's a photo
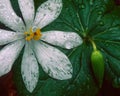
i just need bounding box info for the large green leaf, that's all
[11,0,120,96]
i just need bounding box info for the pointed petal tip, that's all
[78,37,83,45]
[34,0,63,28]
[18,0,35,27]
[33,41,73,81]
[0,66,11,77]
[21,43,39,93]
[63,33,83,49]
[62,73,72,80]
[55,72,73,80]
[0,0,25,32]
[0,40,24,77]
[41,31,83,49]
[27,88,34,93]
[23,75,37,93]
[53,66,73,80]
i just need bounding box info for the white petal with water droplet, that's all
[21,42,39,92]
[0,29,24,45]
[0,40,25,77]
[33,41,73,80]
[0,0,25,32]
[34,0,62,29]
[18,0,35,29]
[41,31,83,49]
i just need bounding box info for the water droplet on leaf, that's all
[113,78,120,88]
[98,11,102,15]
[90,0,93,5]
[79,4,85,9]
[87,85,90,89]
[99,21,104,26]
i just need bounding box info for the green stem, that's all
[90,39,97,51]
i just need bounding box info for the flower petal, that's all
[0,0,25,32]
[0,29,24,45]
[21,42,39,92]
[34,0,62,29]
[41,31,83,49]
[0,40,25,77]
[33,41,72,80]
[18,0,35,29]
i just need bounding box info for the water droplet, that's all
[67,85,75,91]
[21,26,25,31]
[113,78,120,88]
[79,4,85,9]
[118,78,120,82]
[0,4,4,9]
[99,21,104,26]
[79,88,82,91]
[98,11,102,15]
[105,43,109,47]
[32,26,37,32]
[62,86,65,89]
[87,77,90,81]
[87,85,90,89]
[105,59,108,62]
[90,0,93,5]
[65,41,72,49]
[16,18,20,22]
[83,82,86,86]
[31,6,34,10]
[11,12,15,16]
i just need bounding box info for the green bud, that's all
[91,50,104,88]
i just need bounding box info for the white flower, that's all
[0,0,83,92]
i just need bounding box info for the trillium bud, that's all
[91,50,104,88]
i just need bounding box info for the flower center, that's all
[24,27,42,41]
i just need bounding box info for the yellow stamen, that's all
[24,32,29,35]
[25,36,32,41]
[24,27,42,41]
[33,28,42,40]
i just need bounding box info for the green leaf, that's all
[64,44,98,96]
[93,14,120,88]
[11,0,120,96]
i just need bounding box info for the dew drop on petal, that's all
[0,4,4,9]
[32,26,37,32]
[15,18,21,23]
[65,41,73,49]
[11,12,15,16]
